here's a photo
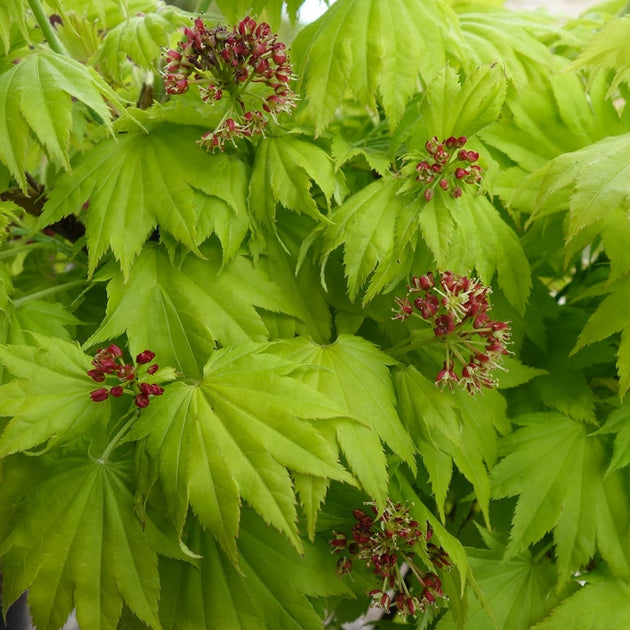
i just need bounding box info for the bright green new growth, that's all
[1,0,630,628]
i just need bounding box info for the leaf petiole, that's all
[98,408,140,464]
[26,0,69,56]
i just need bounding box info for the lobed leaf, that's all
[457,10,559,88]
[320,177,401,301]
[567,15,630,96]
[414,64,507,142]
[292,0,463,131]
[126,342,353,557]
[159,512,347,630]
[532,571,630,630]
[0,49,126,190]
[248,134,335,229]
[85,243,298,380]
[273,335,417,505]
[38,124,252,276]
[491,412,630,583]
[0,458,160,630]
[523,133,630,241]
[0,335,110,456]
[437,539,562,630]
[93,9,186,82]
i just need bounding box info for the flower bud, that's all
[90,388,109,402]
[273,48,287,65]
[87,369,105,382]
[445,136,458,149]
[110,385,124,397]
[135,394,150,408]
[136,350,155,364]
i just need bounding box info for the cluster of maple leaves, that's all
[0,0,629,629]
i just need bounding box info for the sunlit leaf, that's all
[127,342,353,557]
[0,457,160,630]
[567,15,630,96]
[0,335,109,456]
[38,123,252,276]
[292,0,464,131]
[85,243,298,380]
[0,49,127,190]
[492,412,630,583]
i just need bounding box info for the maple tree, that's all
[1,0,630,627]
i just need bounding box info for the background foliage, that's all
[1,0,630,628]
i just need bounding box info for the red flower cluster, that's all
[330,500,449,619]
[414,136,483,201]
[88,345,164,408]
[393,271,511,394]
[163,16,297,150]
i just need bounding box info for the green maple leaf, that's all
[395,366,508,523]
[437,532,564,630]
[567,14,630,96]
[482,73,625,175]
[0,335,110,457]
[7,300,80,343]
[160,511,349,630]
[404,64,507,144]
[320,177,402,301]
[523,133,630,242]
[0,48,127,190]
[0,0,29,54]
[598,399,630,474]
[248,134,335,229]
[0,457,160,630]
[127,342,353,559]
[572,276,630,397]
[93,8,186,82]
[37,123,251,276]
[442,195,531,314]
[458,10,558,88]
[292,0,464,131]
[85,243,298,380]
[532,571,630,629]
[491,412,630,583]
[256,235,333,344]
[394,190,531,313]
[272,335,416,507]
